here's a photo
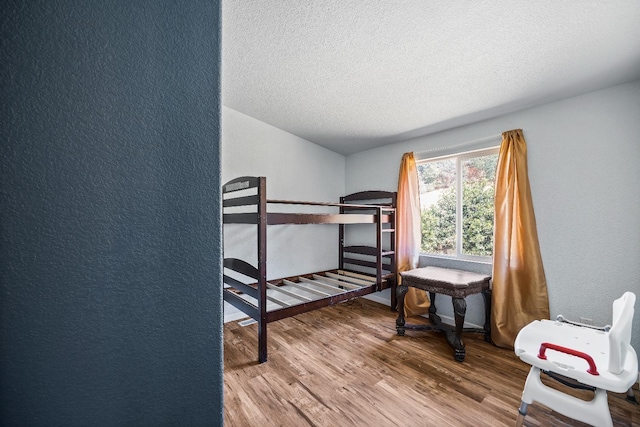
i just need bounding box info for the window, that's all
[417,147,499,259]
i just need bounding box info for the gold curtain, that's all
[397,152,430,316]
[492,129,550,348]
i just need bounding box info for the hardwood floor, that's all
[224,298,639,426]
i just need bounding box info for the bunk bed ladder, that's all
[257,177,268,363]
[388,195,397,310]
[338,199,345,272]
[376,206,383,290]
[338,192,397,311]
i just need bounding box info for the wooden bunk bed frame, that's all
[223,176,397,363]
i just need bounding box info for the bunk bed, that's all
[223,176,397,363]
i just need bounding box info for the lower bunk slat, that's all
[266,282,312,302]
[266,293,291,308]
[266,283,376,323]
[299,276,360,292]
[282,279,332,297]
[337,270,377,282]
[312,273,362,289]
[323,271,373,287]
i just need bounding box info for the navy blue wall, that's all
[1,1,223,425]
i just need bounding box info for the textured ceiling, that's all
[222,1,640,155]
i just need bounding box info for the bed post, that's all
[390,195,397,311]
[376,206,383,289]
[338,196,345,271]
[257,177,268,363]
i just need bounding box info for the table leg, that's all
[428,292,436,313]
[452,297,467,362]
[395,282,408,335]
[482,288,492,342]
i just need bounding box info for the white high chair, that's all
[513,292,637,427]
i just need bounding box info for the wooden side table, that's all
[396,266,491,362]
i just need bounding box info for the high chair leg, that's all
[515,401,528,427]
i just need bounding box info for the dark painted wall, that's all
[1,1,223,425]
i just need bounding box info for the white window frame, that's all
[417,146,500,262]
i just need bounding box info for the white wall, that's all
[346,81,640,352]
[222,106,346,322]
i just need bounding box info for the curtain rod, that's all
[414,133,502,155]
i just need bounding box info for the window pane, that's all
[418,159,456,255]
[461,154,497,256]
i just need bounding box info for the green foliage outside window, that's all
[419,152,497,257]
[421,187,456,254]
[461,180,495,256]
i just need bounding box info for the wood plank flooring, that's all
[224,298,639,427]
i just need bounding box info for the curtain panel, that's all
[491,129,550,348]
[397,152,431,316]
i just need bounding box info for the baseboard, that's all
[435,314,484,330]
[362,293,390,306]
